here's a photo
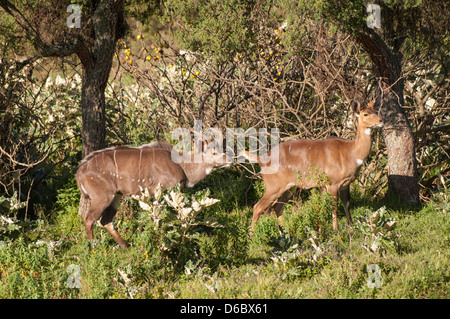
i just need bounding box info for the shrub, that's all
[353,206,398,255]
[282,189,334,241]
[131,184,223,275]
[252,214,280,245]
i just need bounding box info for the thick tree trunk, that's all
[355,29,420,205]
[77,0,123,156]
[80,74,107,156]
[379,91,420,204]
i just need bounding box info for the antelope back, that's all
[76,145,187,199]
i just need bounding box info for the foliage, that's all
[282,189,334,241]
[131,184,222,273]
[353,206,398,254]
[253,188,334,246]
[0,175,449,298]
[252,189,334,282]
[0,191,27,217]
[164,0,262,63]
[269,238,330,282]
[0,192,38,243]
[252,214,280,245]
[0,53,83,217]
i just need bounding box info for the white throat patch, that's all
[356,159,364,166]
[364,128,372,136]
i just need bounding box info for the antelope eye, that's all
[363,113,369,117]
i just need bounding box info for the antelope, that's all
[75,141,227,248]
[243,100,384,234]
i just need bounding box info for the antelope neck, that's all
[351,124,372,162]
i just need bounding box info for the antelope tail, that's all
[76,176,90,218]
[78,194,91,218]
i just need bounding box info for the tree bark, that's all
[355,29,420,205]
[77,0,124,156]
[80,74,107,155]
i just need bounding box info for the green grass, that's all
[172,197,450,299]
[0,170,449,299]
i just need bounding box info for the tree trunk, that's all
[379,91,420,204]
[355,29,420,205]
[77,0,124,156]
[80,74,107,156]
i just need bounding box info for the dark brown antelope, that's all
[76,141,227,248]
[243,100,384,234]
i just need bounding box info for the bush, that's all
[252,214,280,245]
[353,206,398,255]
[282,189,334,241]
[130,184,223,275]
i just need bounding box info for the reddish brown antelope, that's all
[76,141,227,248]
[244,100,384,234]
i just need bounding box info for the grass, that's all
[172,200,450,299]
[0,168,449,299]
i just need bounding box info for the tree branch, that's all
[0,0,88,61]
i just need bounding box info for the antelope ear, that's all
[367,99,375,108]
[351,100,361,115]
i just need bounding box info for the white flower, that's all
[73,74,82,83]
[45,77,53,88]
